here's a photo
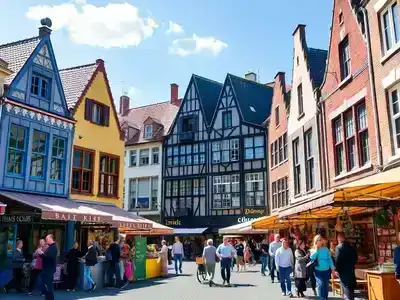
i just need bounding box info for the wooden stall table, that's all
[366,270,400,300]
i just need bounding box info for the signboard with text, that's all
[0,214,33,223]
[134,237,147,280]
[41,211,113,223]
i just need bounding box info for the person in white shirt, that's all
[269,234,282,283]
[275,238,294,297]
[172,236,184,274]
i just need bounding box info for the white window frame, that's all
[152,147,160,164]
[129,150,137,167]
[139,149,149,166]
[388,85,400,153]
[144,125,153,139]
[245,172,264,207]
[380,1,400,54]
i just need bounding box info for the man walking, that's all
[107,236,128,289]
[234,239,244,272]
[202,239,217,287]
[216,237,235,286]
[4,240,25,293]
[260,238,269,276]
[275,238,294,297]
[269,234,282,283]
[83,240,98,292]
[42,235,58,300]
[335,232,358,300]
[172,236,184,274]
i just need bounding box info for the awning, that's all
[219,219,268,234]
[0,201,6,215]
[173,227,208,235]
[279,192,335,218]
[252,215,285,230]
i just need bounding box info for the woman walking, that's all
[244,244,251,269]
[28,239,46,296]
[294,240,308,298]
[65,242,82,292]
[310,235,335,300]
[159,240,169,277]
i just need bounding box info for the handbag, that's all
[306,255,318,269]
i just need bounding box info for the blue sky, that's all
[1,0,332,108]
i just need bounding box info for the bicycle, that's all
[195,256,207,283]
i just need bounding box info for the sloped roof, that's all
[307,48,328,89]
[0,36,41,85]
[193,74,223,125]
[59,63,98,109]
[228,74,274,125]
[120,101,180,145]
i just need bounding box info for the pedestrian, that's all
[275,238,294,297]
[172,236,184,275]
[216,237,235,286]
[202,239,217,286]
[42,234,58,300]
[106,236,128,289]
[269,234,282,283]
[310,235,335,300]
[29,239,46,296]
[83,240,98,292]
[394,244,400,285]
[294,239,308,298]
[260,238,269,276]
[306,243,317,296]
[335,232,358,300]
[4,240,25,294]
[158,240,169,277]
[235,239,245,272]
[244,243,251,269]
[64,242,82,292]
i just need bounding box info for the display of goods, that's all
[374,209,393,227]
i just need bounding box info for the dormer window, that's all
[31,74,50,100]
[144,125,153,139]
[249,105,256,112]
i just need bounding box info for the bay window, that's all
[213,174,240,209]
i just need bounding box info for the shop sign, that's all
[244,208,265,216]
[41,211,113,223]
[0,214,32,223]
[116,221,153,230]
[165,219,182,226]
[237,216,258,224]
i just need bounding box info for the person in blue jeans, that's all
[260,238,269,276]
[275,238,294,297]
[310,235,335,300]
[269,234,282,283]
[216,237,235,286]
[172,236,184,274]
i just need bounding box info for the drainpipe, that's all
[319,97,330,190]
[315,90,327,191]
[360,7,383,168]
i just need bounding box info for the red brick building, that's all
[320,0,379,188]
[267,72,290,214]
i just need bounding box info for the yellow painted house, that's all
[60,59,124,207]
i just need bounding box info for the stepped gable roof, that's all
[306,47,328,89]
[59,62,98,109]
[228,74,274,125]
[121,101,180,145]
[192,74,223,126]
[0,36,41,85]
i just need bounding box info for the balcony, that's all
[179,131,194,142]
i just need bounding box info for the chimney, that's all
[39,18,52,38]
[170,83,180,105]
[245,71,257,82]
[119,95,130,116]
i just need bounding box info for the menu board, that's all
[376,222,397,263]
[134,237,147,280]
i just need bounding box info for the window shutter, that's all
[103,105,110,126]
[85,98,93,121]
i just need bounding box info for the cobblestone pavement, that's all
[1,262,354,300]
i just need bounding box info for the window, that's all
[151,177,158,210]
[212,139,239,163]
[272,177,289,210]
[333,102,370,175]
[245,172,264,206]
[50,136,65,181]
[165,178,206,213]
[99,154,119,197]
[139,149,149,166]
[275,106,280,127]
[249,105,256,112]
[283,133,288,160]
[245,136,264,160]
[85,98,110,126]
[389,87,400,151]
[213,174,240,209]
[30,130,47,178]
[72,147,94,193]
[129,150,137,167]
[144,125,153,139]
[222,111,232,128]
[152,147,159,164]
[182,116,196,132]
[304,130,314,191]
[339,11,344,24]
[293,138,301,195]
[297,83,304,116]
[271,133,288,168]
[129,178,156,210]
[381,2,400,53]
[270,143,275,168]
[167,143,205,166]
[7,125,26,175]
[339,37,351,80]
[31,74,50,100]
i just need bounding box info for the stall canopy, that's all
[173,228,208,235]
[219,219,268,234]
[121,221,173,236]
[0,191,152,229]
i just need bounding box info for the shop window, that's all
[245,172,264,206]
[72,147,94,194]
[99,154,119,197]
[50,136,65,181]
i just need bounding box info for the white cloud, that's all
[166,21,184,35]
[169,34,228,56]
[25,2,158,48]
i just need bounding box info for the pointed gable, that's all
[228,74,274,125]
[269,72,290,127]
